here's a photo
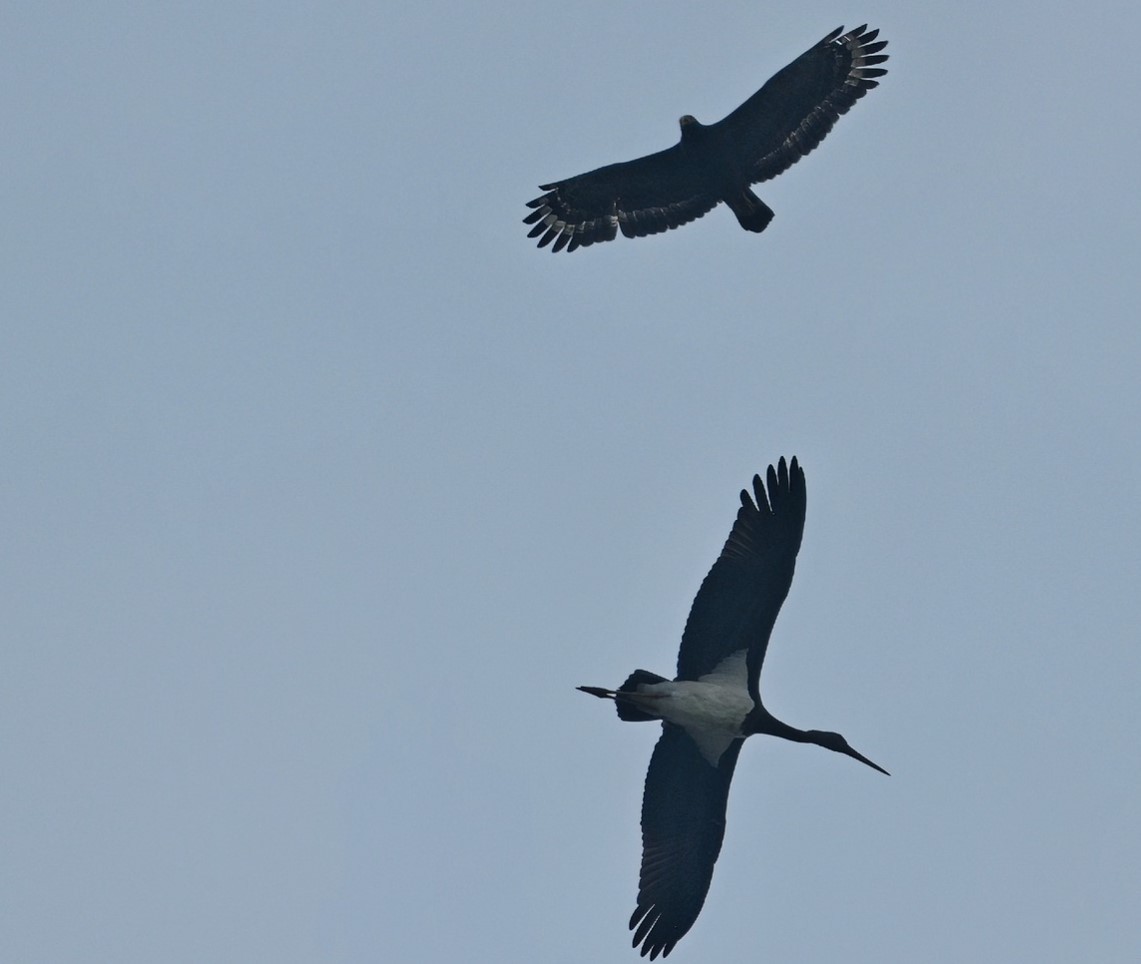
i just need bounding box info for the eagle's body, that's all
[524,25,888,252]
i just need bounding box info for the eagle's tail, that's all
[725,188,774,233]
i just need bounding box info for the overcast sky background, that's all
[3,2,1140,962]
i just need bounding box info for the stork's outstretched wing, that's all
[675,457,807,701]
[630,724,744,959]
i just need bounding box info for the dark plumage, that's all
[524,25,888,252]
[578,458,888,958]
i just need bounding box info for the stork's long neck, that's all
[743,703,808,741]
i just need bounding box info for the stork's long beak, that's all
[846,746,890,776]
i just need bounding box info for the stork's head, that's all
[807,730,890,775]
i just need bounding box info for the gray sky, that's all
[3,2,1140,962]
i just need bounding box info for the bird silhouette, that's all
[525,26,888,251]
[579,457,888,959]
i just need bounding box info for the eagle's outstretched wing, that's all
[524,146,718,252]
[716,24,888,184]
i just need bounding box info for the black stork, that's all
[578,457,888,959]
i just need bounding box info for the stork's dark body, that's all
[578,457,888,959]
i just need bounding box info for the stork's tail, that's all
[725,188,775,233]
[577,669,669,722]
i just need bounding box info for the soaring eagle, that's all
[524,25,888,252]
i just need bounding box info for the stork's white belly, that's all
[648,679,753,734]
[636,650,754,765]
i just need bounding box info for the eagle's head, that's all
[677,114,706,145]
